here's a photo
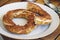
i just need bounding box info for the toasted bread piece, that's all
[27,2,52,25]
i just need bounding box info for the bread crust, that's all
[27,2,52,25]
[3,9,35,34]
[3,2,52,34]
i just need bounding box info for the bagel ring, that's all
[27,2,52,25]
[3,9,35,34]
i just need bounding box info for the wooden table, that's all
[0,0,60,40]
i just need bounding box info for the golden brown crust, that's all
[3,2,52,34]
[27,2,52,25]
[3,9,35,34]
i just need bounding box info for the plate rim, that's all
[0,2,59,39]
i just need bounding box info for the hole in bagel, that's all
[12,18,27,26]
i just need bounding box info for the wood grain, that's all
[0,0,8,6]
[50,0,60,7]
[35,0,44,4]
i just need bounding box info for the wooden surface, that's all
[0,0,60,40]
[50,0,60,7]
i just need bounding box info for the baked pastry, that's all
[27,2,52,25]
[3,9,35,34]
[3,2,52,34]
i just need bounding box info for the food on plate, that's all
[27,2,52,25]
[2,2,52,34]
[3,9,36,34]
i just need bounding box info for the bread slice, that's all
[27,2,52,25]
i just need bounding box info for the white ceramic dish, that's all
[0,2,59,39]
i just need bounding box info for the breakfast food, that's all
[27,2,52,25]
[3,9,36,34]
[3,2,52,34]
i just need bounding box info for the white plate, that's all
[0,2,59,39]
